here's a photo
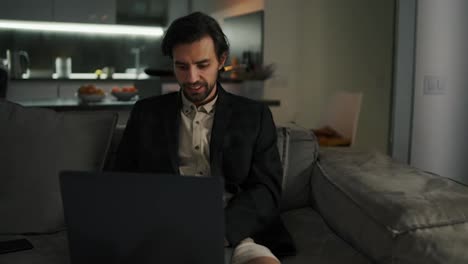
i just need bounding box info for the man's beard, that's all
[181,81,216,104]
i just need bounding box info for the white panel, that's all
[411,0,468,183]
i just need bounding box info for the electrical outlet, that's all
[423,75,447,95]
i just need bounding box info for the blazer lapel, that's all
[210,85,232,177]
[163,93,182,174]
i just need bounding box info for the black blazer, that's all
[114,84,295,257]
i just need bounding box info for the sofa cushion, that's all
[313,148,468,263]
[281,207,371,264]
[280,128,319,211]
[0,100,117,234]
[0,232,70,264]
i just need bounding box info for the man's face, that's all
[172,35,226,106]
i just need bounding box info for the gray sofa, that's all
[1,99,468,264]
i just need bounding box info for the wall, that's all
[192,0,395,153]
[293,0,395,152]
[262,1,300,125]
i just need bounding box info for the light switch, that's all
[423,75,447,95]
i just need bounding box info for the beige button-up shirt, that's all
[177,91,274,254]
[178,91,217,177]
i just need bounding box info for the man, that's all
[115,12,294,264]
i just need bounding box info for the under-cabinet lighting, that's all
[51,72,150,79]
[0,19,164,37]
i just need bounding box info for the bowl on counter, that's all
[77,84,105,103]
[111,86,138,101]
[78,93,105,103]
[111,91,138,101]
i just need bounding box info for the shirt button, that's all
[194,146,200,150]
[195,121,200,125]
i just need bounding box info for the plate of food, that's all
[111,86,138,101]
[77,84,105,103]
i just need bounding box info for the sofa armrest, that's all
[312,148,468,263]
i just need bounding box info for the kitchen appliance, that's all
[6,50,30,79]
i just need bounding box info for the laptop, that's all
[60,171,224,264]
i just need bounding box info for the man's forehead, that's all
[172,36,215,54]
[172,41,218,64]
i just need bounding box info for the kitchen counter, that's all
[11,76,244,83]
[13,98,137,111]
[8,77,280,110]
[13,97,280,111]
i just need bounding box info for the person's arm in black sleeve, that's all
[224,104,283,246]
[112,101,142,172]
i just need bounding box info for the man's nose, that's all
[186,67,199,83]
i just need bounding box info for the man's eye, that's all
[198,64,209,69]
[176,65,187,70]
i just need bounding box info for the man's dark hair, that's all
[161,12,229,60]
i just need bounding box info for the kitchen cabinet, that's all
[116,0,169,26]
[0,0,115,24]
[0,0,53,21]
[115,0,190,26]
[0,0,184,26]
[54,0,116,24]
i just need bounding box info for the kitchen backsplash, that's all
[0,29,172,76]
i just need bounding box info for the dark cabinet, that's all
[0,0,53,21]
[0,0,115,24]
[54,0,116,24]
[116,0,168,26]
[0,0,187,26]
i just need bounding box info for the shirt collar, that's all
[180,89,218,116]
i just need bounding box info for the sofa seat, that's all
[0,232,69,264]
[0,208,371,264]
[281,207,370,264]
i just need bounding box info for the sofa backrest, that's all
[107,125,319,212]
[0,100,117,234]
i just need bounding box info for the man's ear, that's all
[218,52,228,70]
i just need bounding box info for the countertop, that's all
[10,76,244,83]
[13,97,280,110]
[13,97,137,111]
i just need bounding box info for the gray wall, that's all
[272,0,395,153]
[193,0,395,153]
